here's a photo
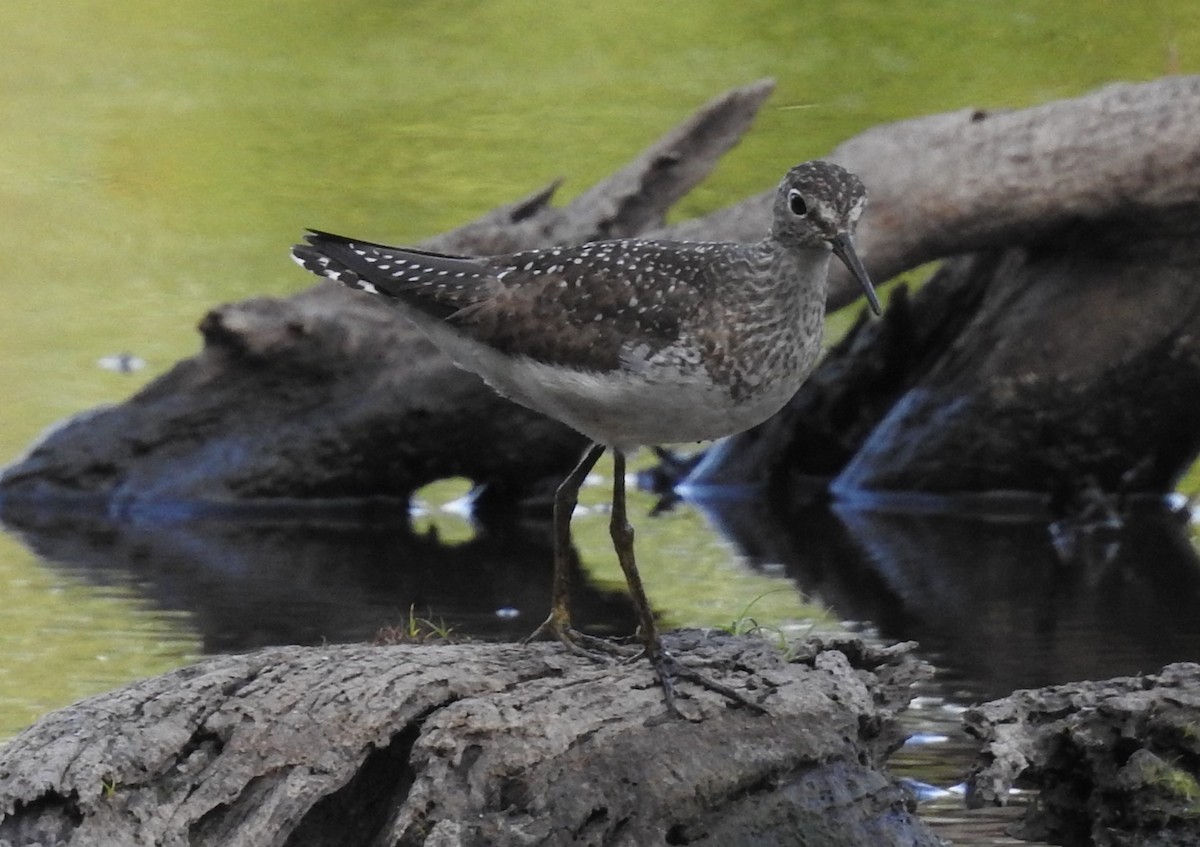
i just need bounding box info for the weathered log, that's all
[665,76,1200,311]
[832,221,1200,500]
[963,662,1200,847]
[0,636,939,847]
[696,77,1200,502]
[701,209,1200,504]
[0,284,587,511]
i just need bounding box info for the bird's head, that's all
[771,160,880,315]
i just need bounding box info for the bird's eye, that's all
[788,190,808,216]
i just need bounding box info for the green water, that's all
[2,0,1198,738]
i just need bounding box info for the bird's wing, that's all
[293,232,709,372]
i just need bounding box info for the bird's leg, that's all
[608,450,663,646]
[548,443,605,635]
[611,450,768,718]
[524,443,628,658]
[607,450,678,710]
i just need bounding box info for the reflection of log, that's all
[0,637,938,847]
[0,501,638,650]
[689,493,1200,702]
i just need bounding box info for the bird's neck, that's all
[739,240,832,367]
[750,239,832,305]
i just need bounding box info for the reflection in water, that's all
[5,489,1198,846]
[4,492,1199,704]
[693,491,1200,702]
[0,500,637,654]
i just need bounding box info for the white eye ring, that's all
[788,189,808,216]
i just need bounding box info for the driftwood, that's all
[3,77,1200,511]
[0,636,938,847]
[687,76,1200,505]
[699,232,1200,506]
[963,662,1200,847]
[0,286,588,512]
[666,76,1200,308]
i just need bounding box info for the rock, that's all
[964,662,1200,847]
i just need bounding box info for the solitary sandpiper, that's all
[292,160,880,714]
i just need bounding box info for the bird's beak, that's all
[830,232,881,316]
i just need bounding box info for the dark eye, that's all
[788,190,808,216]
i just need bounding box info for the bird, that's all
[291,160,880,714]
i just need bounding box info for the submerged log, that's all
[0,636,937,847]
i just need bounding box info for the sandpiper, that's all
[292,160,880,714]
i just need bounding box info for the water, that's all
[3,2,1200,842]
[5,474,1200,845]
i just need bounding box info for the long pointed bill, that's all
[830,232,881,316]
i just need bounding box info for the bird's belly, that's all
[484,356,798,452]
[410,316,806,452]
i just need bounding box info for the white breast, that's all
[400,309,807,453]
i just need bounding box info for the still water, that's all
[4,1,1200,842]
[4,466,1200,845]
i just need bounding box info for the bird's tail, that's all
[290,230,488,322]
[290,231,377,293]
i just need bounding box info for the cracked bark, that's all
[0,636,937,847]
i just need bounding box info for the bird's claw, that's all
[524,617,639,663]
[646,644,769,719]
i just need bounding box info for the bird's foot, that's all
[644,643,769,720]
[523,616,638,663]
